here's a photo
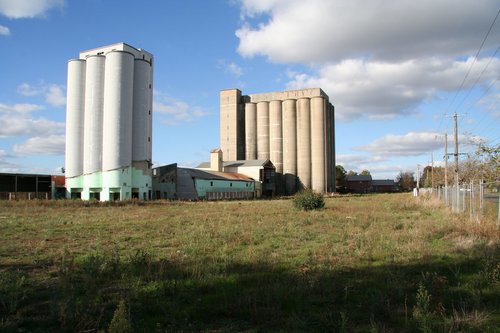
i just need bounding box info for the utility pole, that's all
[453,112,460,213]
[444,133,448,206]
[431,153,434,191]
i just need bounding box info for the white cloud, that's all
[236,0,500,63]
[153,92,210,125]
[45,85,66,107]
[0,103,44,114]
[218,59,243,77]
[0,115,65,137]
[17,83,43,96]
[286,57,500,121]
[0,0,64,19]
[355,131,448,157]
[0,102,64,138]
[0,24,10,35]
[13,134,65,155]
[17,82,66,107]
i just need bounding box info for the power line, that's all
[456,43,500,127]
[437,8,500,133]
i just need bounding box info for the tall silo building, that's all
[65,43,153,201]
[220,88,335,195]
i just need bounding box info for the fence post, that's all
[479,180,484,220]
[497,194,499,230]
[470,180,473,222]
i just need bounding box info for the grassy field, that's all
[0,193,499,332]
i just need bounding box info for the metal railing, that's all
[432,181,499,226]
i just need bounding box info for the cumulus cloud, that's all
[13,134,65,155]
[153,91,210,125]
[287,57,500,120]
[45,85,66,107]
[0,103,43,114]
[235,0,500,122]
[218,59,243,77]
[0,103,64,138]
[236,0,500,63]
[354,131,458,157]
[0,0,64,19]
[0,24,10,35]
[17,82,66,107]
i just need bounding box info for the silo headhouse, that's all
[65,43,153,201]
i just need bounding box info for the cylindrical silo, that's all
[147,64,153,162]
[83,55,105,175]
[282,99,297,195]
[270,100,283,194]
[330,104,335,191]
[65,59,86,178]
[269,100,283,171]
[102,51,134,172]
[296,98,311,190]
[245,102,257,160]
[256,101,270,160]
[311,96,325,193]
[132,59,151,162]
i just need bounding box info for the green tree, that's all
[396,171,415,191]
[346,170,358,177]
[360,169,371,176]
[336,165,347,185]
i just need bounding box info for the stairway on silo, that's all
[176,169,198,200]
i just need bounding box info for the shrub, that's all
[293,189,325,211]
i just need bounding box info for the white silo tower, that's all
[65,43,154,201]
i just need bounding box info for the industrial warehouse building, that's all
[0,173,65,200]
[65,43,153,201]
[220,88,335,195]
[152,164,257,200]
[153,149,274,200]
[196,149,276,197]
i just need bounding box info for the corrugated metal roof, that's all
[346,175,372,182]
[196,159,272,169]
[195,162,210,168]
[179,168,254,181]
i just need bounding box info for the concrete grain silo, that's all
[282,99,297,195]
[65,59,86,192]
[220,88,335,195]
[296,98,311,190]
[244,102,257,160]
[82,55,105,198]
[256,101,270,160]
[65,43,154,201]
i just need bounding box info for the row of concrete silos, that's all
[65,45,153,200]
[242,94,335,195]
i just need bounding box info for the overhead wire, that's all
[436,8,500,134]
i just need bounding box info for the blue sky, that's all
[0,0,499,180]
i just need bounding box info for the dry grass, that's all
[0,193,499,332]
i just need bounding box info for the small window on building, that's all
[230,183,233,187]
[149,84,151,89]
[149,110,151,115]
[148,137,151,142]
[210,181,213,186]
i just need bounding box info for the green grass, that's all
[0,194,498,332]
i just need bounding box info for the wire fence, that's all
[430,180,499,227]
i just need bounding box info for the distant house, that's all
[372,179,397,193]
[346,175,373,193]
[152,163,256,200]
